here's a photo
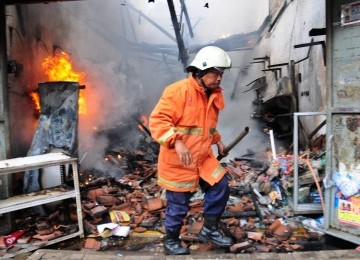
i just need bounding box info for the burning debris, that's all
[23,50,86,194]
[23,81,81,193]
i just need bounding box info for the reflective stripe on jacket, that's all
[149,75,226,192]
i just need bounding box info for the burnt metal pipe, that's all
[294,39,326,66]
[179,0,194,38]
[126,3,176,43]
[167,0,188,70]
[131,115,152,139]
[217,126,250,160]
[289,60,298,113]
[262,68,282,80]
[250,56,269,69]
[309,28,326,36]
[268,62,289,68]
[261,62,288,81]
[268,1,287,32]
[308,119,326,140]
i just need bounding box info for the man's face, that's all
[201,69,224,90]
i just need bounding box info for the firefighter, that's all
[149,46,233,255]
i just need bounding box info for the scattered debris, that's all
[0,131,329,257]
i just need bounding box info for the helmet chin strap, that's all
[195,70,212,96]
[200,78,208,89]
[199,77,212,99]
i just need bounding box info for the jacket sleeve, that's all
[211,92,224,145]
[212,129,221,144]
[149,85,185,148]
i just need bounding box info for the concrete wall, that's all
[266,0,326,110]
[232,0,327,152]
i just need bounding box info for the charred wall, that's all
[233,0,327,151]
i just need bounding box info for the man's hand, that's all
[175,140,193,166]
[216,141,228,157]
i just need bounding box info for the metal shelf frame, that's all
[293,112,326,214]
[0,152,84,258]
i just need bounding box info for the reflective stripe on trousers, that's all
[165,174,229,232]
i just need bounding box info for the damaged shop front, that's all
[0,57,336,257]
[0,51,333,257]
[238,0,360,248]
[0,0,360,258]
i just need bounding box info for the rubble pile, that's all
[221,157,325,253]
[77,150,325,254]
[0,134,327,256]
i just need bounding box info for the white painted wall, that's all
[228,0,327,155]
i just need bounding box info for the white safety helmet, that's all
[186,46,232,73]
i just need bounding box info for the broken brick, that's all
[89,205,108,218]
[180,234,198,242]
[87,188,106,201]
[84,238,101,251]
[142,197,163,211]
[272,224,293,241]
[96,194,121,207]
[230,241,252,253]
[268,219,282,233]
[230,226,246,241]
[247,231,263,241]
[83,202,96,210]
[223,217,238,226]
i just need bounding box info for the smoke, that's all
[132,0,267,44]
[217,51,271,161]
[6,0,269,172]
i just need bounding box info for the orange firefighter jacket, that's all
[149,75,226,192]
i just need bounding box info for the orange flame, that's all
[42,51,83,82]
[32,51,87,114]
[30,91,40,112]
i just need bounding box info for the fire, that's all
[42,51,83,82]
[30,91,40,112]
[31,51,87,114]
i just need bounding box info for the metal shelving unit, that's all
[0,152,84,258]
[293,112,326,214]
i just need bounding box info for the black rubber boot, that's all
[164,229,190,255]
[198,214,233,247]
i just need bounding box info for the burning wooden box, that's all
[24,81,80,193]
